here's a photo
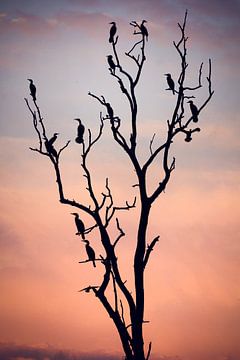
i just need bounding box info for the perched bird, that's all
[188,100,199,123]
[48,132,59,145]
[28,79,36,101]
[107,55,116,74]
[165,73,175,95]
[109,21,117,43]
[74,118,85,144]
[184,131,192,142]
[106,102,114,120]
[45,133,59,158]
[140,20,148,40]
[71,213,85,239]
[82,239,96,267]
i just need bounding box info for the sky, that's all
[0,0,240,359]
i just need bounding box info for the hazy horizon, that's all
[0,1,239,359]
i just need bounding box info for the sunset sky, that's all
[0,0,240,359]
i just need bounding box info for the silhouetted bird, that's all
[188,100,199,123]
[71,213,85,239]
[185,131,192,142]
[107,55,116,74]
[165,73,175,95]
[109,21,117,43]
[106,102,114,120]
[140,20,148,40]
[48,132,59,145]
[74,118,85,144]
[82,239,96,267]
[28,79,36,101]
[45,133,59,158]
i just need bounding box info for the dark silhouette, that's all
[188,100,199,122]
[106,102,114,120]
[140,20,148,40]
[165,73,175,94]
[71,213,85,239]
[109,21,117,43]
[45,133,59,158]
[184,131,192,142]
[28,78,36,101]
[74,118,85,144]
[82,239,96,267]
[48,132,59,145]
[107,55,116,74]
[25,12,214,360]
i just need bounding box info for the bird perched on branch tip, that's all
[28,79,36,101]
[140,20,148,41]
[74,118,85,144]
[109,21,117,43]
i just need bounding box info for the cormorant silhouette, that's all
[48,132,59,145]
[107,55,116,74]
[106,102,114,120]
[188,100,199,123]
[165,73,175,95]
[28,79,36,101]
[82,239,96,267]
[185,132,192,142]
[140,20,148,41]
[74,118,85,144]
[71,213,85,239]
[109,21,117,43]
[45,133,59,158]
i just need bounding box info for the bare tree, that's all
[25,11,213,360]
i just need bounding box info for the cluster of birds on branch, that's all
[71,213,96,267]
[27,20,201,266]
[107,22,199,130]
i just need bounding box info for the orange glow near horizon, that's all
[0,1,240,360]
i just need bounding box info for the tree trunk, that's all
[132,200,151,360]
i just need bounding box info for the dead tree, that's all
[25,11,213,360]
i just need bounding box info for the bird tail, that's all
[75,137,83,144]
[172,89,175,95]
[193,116,198,123]
[93,260,96,268]
[109,36,113,43]
[81,232,85,240]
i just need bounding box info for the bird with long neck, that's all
[188,100,199,123]
[74,118,85,144]
[165,73,175,95]
[28,79,36,101]
[82,239,96,267]
[109,21,117,43]
[71,213,85,239]
[45,133,59,158]
[107,55,116,74]
[140,20,148,40]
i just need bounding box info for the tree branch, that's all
[143,236,160,268]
